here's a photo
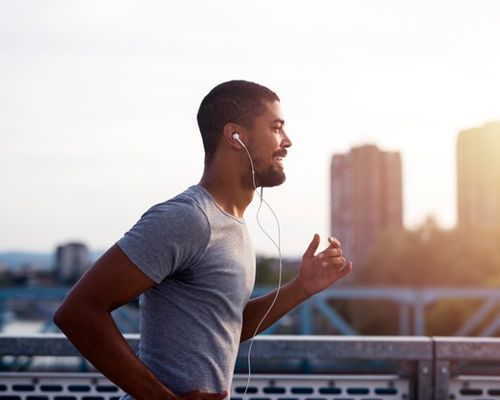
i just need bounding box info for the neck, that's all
[199,161,255,219]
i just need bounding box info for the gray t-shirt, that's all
[117,185,256,398]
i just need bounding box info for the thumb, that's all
[303,233,321,259]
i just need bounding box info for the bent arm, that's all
[240,277,307,342]
[241,234,352,342]
[53,244,175,400]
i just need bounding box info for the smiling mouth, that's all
[273,150,288,162]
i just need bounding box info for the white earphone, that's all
[232,132,256,190]
[232,132,244,146]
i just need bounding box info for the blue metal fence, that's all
[3,287,500,336]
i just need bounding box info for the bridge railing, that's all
[5,333,500,400]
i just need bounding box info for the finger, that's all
[303,233,321,259]
[337,261,353,276]
[335,259,351,273]
[326,260,351,281]
[324,256,346,268]
[328,236,341,248]
[320,256,345,270]
[321,256,345,269]
[318,248,342,258]
[336,257,348,269]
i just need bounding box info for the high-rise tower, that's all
[55,242,90,283]
[330,144,403,265]
[457,121,500,232]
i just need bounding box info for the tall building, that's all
[457,121,500,232]
[55,242,90,283]
[330,144,403,265]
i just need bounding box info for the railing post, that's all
[399,302,410,335]
[414,297,425,335]
[415,359,433,400]
[433,360,450,400]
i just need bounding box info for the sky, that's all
[1,0,500,257]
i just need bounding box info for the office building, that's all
[330,144,403,265]
[55,242,90,283]
[457,121,500,232]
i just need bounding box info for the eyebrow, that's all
[271,119,285,125]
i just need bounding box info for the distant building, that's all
[457,121,500,232]
[55,242,90,283]
[330,144,403,265]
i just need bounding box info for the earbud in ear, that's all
[232,132,247,148]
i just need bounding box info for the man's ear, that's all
[223,122,244,149]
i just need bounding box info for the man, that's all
[54,80,352,400]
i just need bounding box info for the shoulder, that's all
[143,195,211,240]
[116,188,213,283]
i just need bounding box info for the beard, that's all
[256,163,286,187]
[241,157,286,189]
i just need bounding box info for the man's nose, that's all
[281,132,292,148]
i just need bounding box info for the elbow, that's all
[53,302,72,333]
[53,299,85,335]
[54,298,107,338]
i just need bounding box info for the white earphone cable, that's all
[239,141,283,400]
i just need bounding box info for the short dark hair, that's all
[197,80,280,163]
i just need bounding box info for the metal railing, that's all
[1,334,500,399]
[0,334,433,400]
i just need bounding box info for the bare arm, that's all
[53,244,175,399]
[54,245,227,400]
[241,235,352,342]
[241,277,309,341]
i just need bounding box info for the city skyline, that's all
[2,1,500,257]
[2,117,495,259]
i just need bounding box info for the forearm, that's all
[240,277,309,342]
[54,305,175,400]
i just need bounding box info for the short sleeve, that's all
[116,201,211,284]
